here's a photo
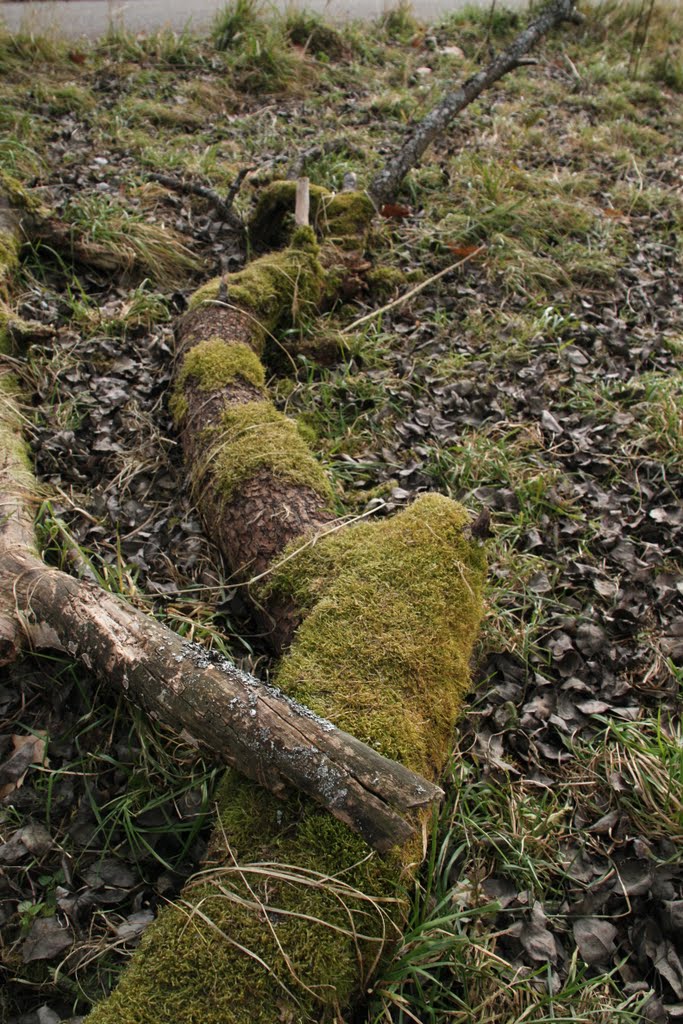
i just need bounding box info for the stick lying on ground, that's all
[0,368,442,853]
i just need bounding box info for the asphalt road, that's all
[0,0,525,38]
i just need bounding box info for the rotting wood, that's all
[0,368,442,852]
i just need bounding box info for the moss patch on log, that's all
[322,191,376,244]
[176,337,266,392]
[0,169,47,219]
[0,304,13,355]
[250,180,375,248]
[85,494,485,1024]
[267,492,486,774]
[86,771,404,1024]
[204,399,334,504]
[187,228,324,334]
[0,370,33,475]
[0,229,20,287]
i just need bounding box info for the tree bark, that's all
[172,235,338,651]
[368,0,581,207]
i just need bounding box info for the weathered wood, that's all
[295,176,310,227]
[368,0,582,207]
[3,549,441,851]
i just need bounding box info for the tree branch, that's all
[368,0,581,207]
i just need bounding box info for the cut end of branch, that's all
[295,177,310,227]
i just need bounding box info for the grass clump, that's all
[283,8,345,59]
[379,1,421,44]
[212,0,265,50]
[212,1,301,93]
[62,192,202,285]
[206,399,334,502]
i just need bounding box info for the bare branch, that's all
[368,0,581,207]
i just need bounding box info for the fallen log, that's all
[86,211,487,1024]
[86,491,487,1024]
[86,7,589,1016]
[0,367,442,851]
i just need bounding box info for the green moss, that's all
[171,339,266,425]
[86,495,485,1024]
[322,191,375,244]
[0,304,12,354]
[87,772,403,1024]
[0,302,34,353]
[250,181,375,248]
[0,370,35,486]
[0,228,20,288]
[205,399,334,503]
[0,168,47,218]
[365,265,405,299]
[177,338,266,392]
[267,493,486,774]
[249,179,331,244]
[187,236,324,332]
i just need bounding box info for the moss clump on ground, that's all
[205,399,334,503]
[176,338,266,393]
[187,229,324,334]
[365,265,405,299]
[85,494,485,1024]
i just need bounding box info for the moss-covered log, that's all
[86,493,486,1024]
[88,182,486,1023]
[0,365,443,849]
[171,225,342,650]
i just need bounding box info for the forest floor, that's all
[0,2,682,1022]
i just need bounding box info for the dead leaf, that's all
[573,918,617,964]
[0,732,48,799]
[22,917,73,963]
[380,203,412,219]
[447,243,487,258]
